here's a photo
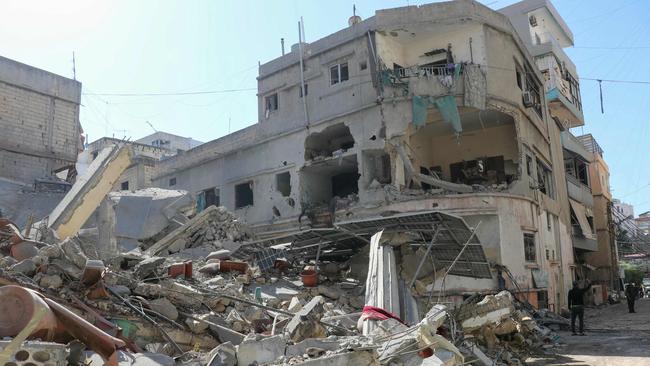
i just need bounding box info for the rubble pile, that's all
[145,205,252,256]
[455,291,563,365]
[0,185,568,366]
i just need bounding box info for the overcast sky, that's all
[2,0,649,214]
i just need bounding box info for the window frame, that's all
[275,172,291,197]
[298,84,308,98]
[120,181,129,190]
[235,181,254,209]
[523,232,537,263]
[265,93,279,112]
[329,62,349,86]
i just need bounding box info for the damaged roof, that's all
[235,210,493,279]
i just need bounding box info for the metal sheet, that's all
[234,210,492,278]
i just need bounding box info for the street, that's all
[529,298,650,365]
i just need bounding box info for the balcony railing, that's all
[393,64,462,79]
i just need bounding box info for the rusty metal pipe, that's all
[43,296,126,363]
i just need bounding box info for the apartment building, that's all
[636,212,650,236]
[151,0,585,310]
[135,131,203,154]
[569,133,620,292]
[0,55,82,184]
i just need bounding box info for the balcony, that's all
[569,199,597,252]
[385,64,465,98]
[566,174,593,207]
[535,42,584,128]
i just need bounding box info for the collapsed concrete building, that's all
[145,0,594,312]
[84,132,204,192]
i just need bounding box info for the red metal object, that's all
[168,262,185,278]
[0,218,44,261]
[300,270,318,287]
[0,283,126,365]
[70,295,141,353]
[86,282,111,300]
[168,261,193,279]
[418,347,434,358]
[0,285,59,340]
[274,259,290,271]
[82,260,106,286]
[10,241,38,261]
[219,261,248,273]
[43,296,126,364]
[184,261,193,279]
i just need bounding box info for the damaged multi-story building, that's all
[149,0,591,311]
[0,55,83,185]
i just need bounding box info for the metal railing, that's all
[393,64,461,79]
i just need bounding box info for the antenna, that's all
[72,52,76,80]
[281,38,285,56]
[146,121,158,133]
[353,4,356,16]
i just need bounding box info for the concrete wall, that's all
[0,56,82,183]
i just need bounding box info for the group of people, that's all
[568,279,644,336]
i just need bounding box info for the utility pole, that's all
[72,52,76,80]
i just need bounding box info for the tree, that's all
[620,261,644,284]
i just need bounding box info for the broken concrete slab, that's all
[48,145,132,240]
[236,334,286,366]
[285,337,345,357]
[38,274,63,289]
[9,258,36,276]
[146,206,251,256]
[133,257,165,279]
[285,296,327,342]
[98,188,194,256]
[457,291,515,332]
[207,342,237,366]
[295,350,379,366]
[148,298,178,321]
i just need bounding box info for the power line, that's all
[83,87,257,97]
[580,77,650,85]
[574,46,650,50]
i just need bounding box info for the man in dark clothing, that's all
[568,279,592,335]
[626,283,639,313]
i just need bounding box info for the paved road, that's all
[529,298,650,365]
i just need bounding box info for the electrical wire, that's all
[83,87,257,97]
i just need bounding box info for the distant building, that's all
[0,55,82,184]
[613,199,634,220]
[135,131,203,156]
[636,212,650,236]
[85,131,202,191]
[576,133,620,291]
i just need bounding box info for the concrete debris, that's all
[0,200,568,366]
[148,297,179,321]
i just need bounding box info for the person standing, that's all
[568,279,592,335]
[626,283,640,313]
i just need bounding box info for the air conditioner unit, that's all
[523,91,534,107]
